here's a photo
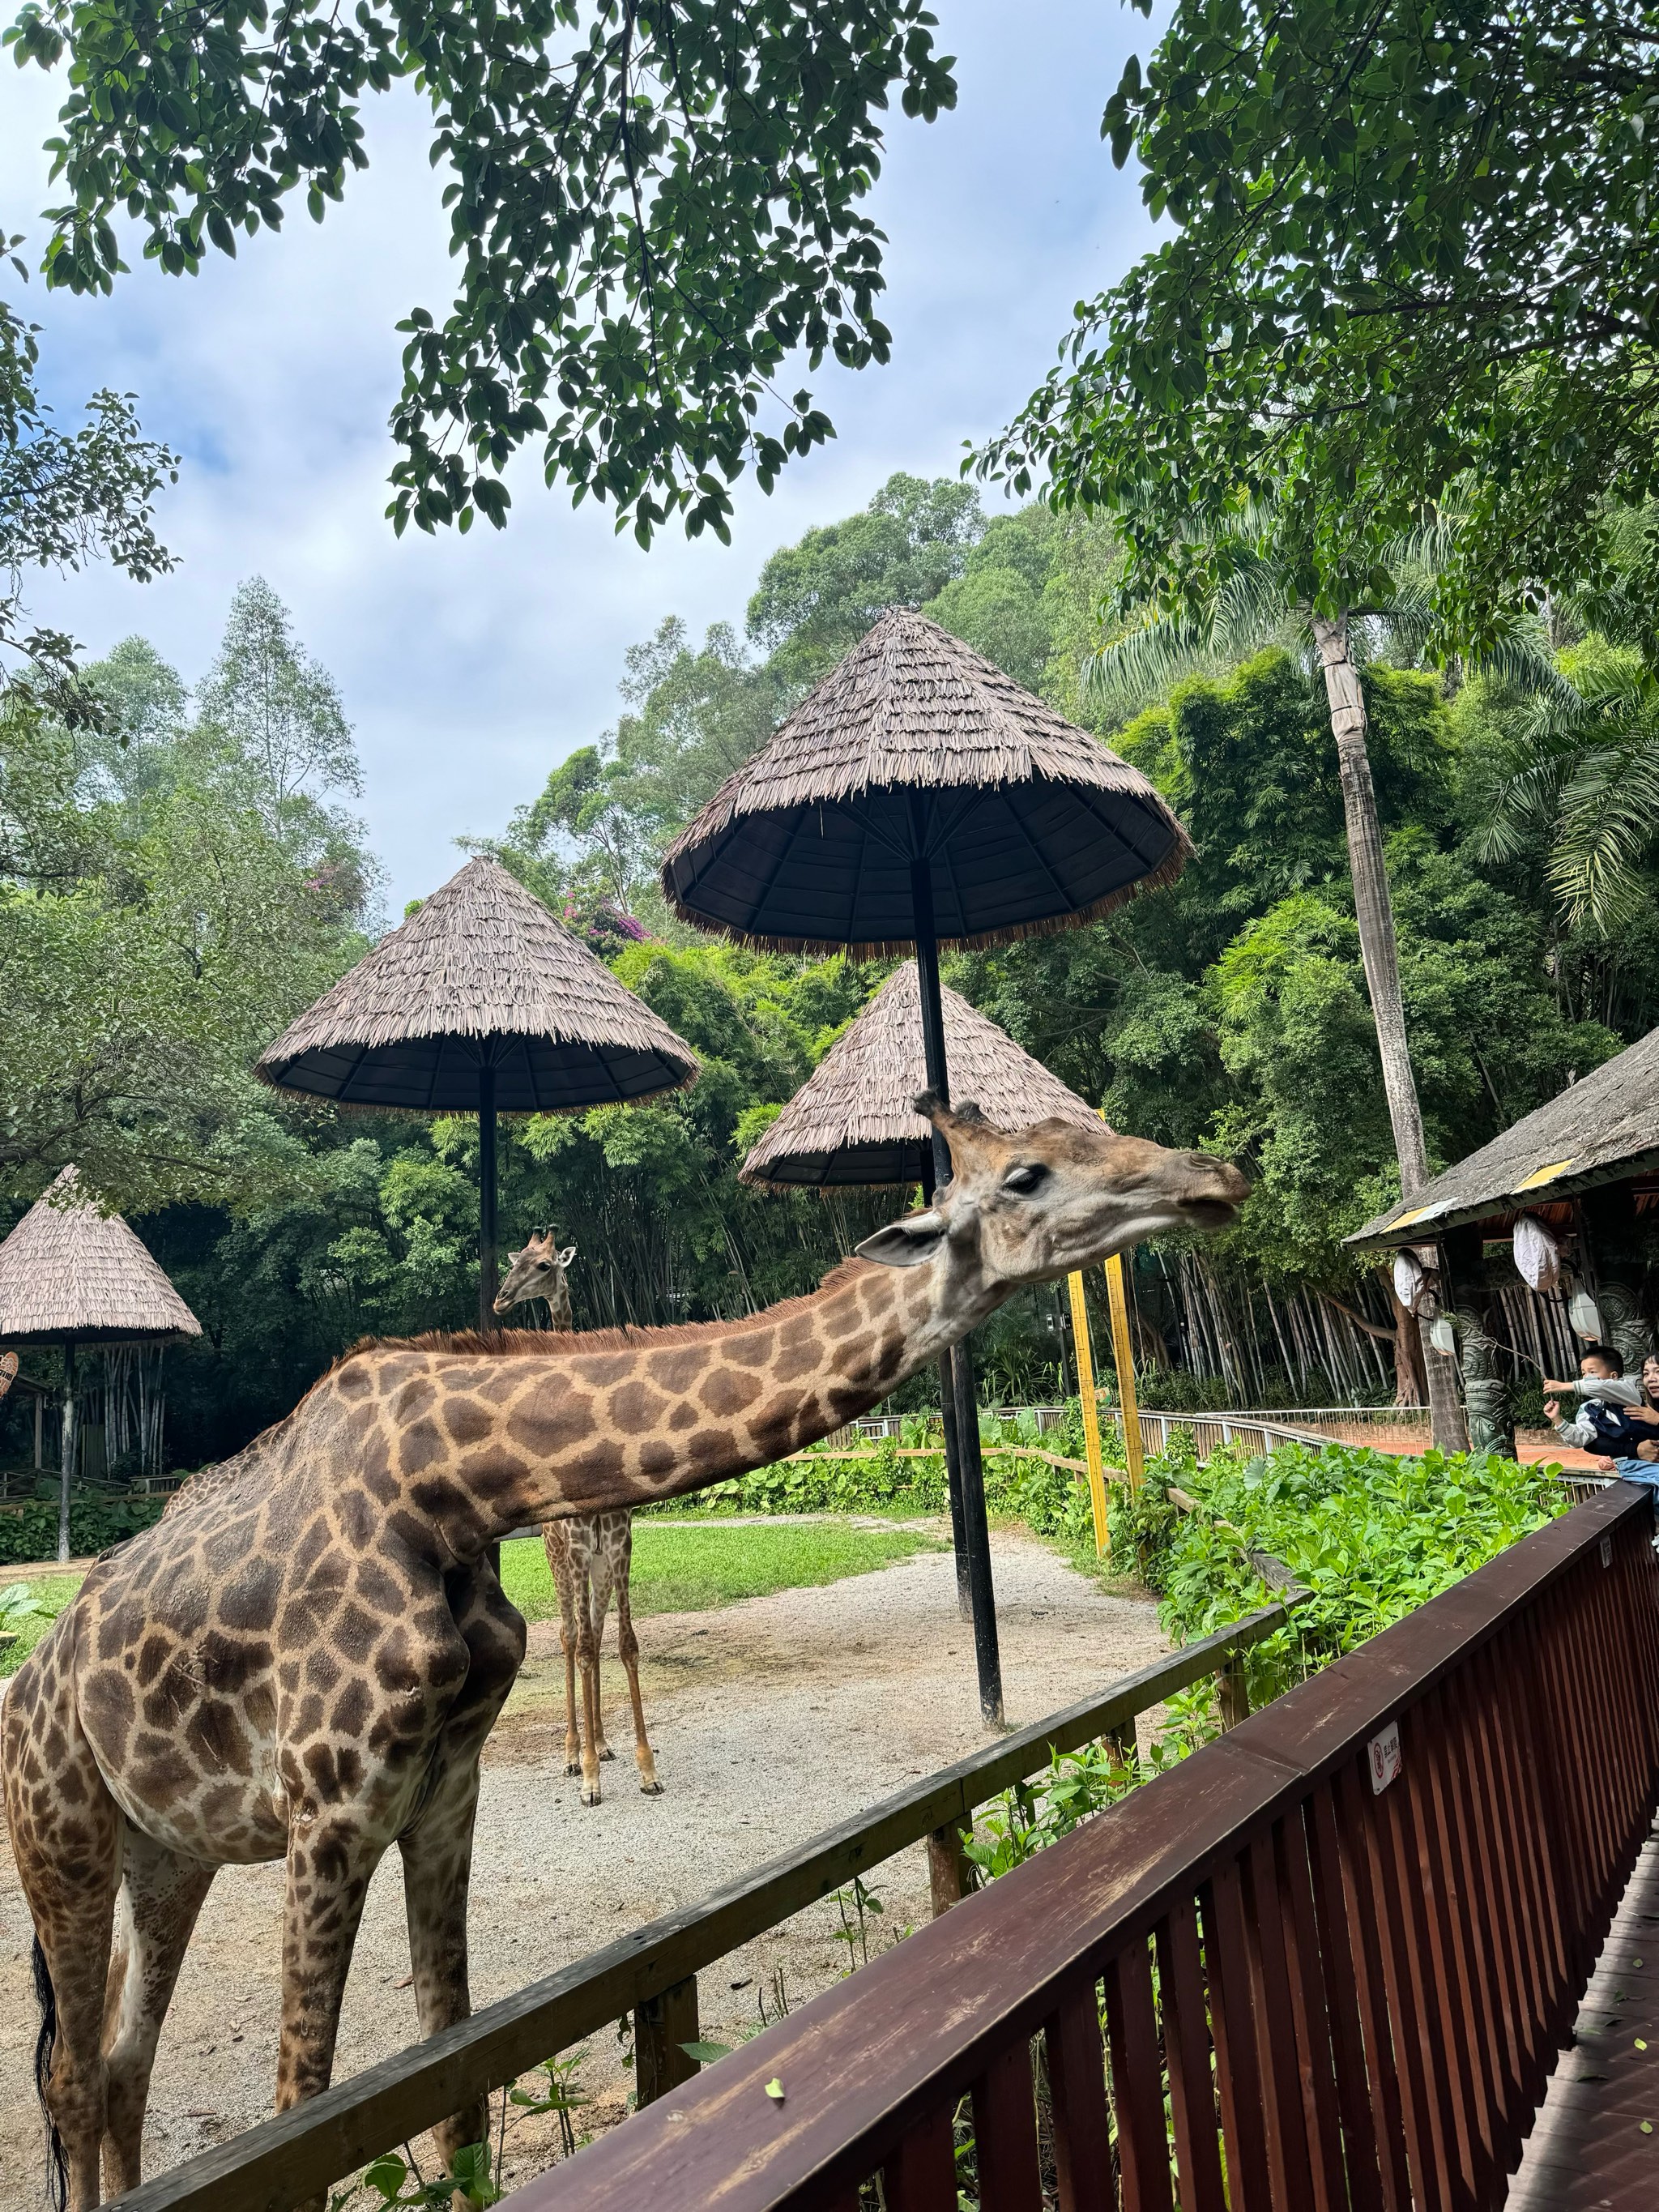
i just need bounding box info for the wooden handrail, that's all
[106,1608,1290,2212]
[506,1484,1659,2212]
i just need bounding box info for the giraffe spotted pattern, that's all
[2,1097,1247,2208]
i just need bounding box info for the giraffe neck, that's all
[348,1255,996,1561]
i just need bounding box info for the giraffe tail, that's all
[32,1933,67,2212]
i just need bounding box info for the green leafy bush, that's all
[1129,1437,1569,1708]
[0,1492,166,1566]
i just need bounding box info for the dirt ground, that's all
[0,1525,1168,2206]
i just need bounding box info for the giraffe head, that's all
[494,1231,578,1327]
[856,1094,1247,1296]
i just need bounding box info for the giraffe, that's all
[2,1096,1246,2210]
[491,1233,659,1805]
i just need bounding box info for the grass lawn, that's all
[500,1519,944,1621]
[0,1575,83,1677]
[0,1525,945,1674]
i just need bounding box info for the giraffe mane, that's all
[331,1255,879,1369]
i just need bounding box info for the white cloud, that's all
[2,0,1163,911]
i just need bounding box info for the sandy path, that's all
[0,1527,1166,2205]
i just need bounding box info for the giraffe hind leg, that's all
[100,1826,216,2198]
[613,1523,661,1796]
[2,1625,122,2212]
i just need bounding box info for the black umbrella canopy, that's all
[660,609,1190,954]
[258,856,700,1111]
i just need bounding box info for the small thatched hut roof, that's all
[661,608,1190,955]
[740,963,1106,1189]
[1347,1023,1659,1251]
[0,1168,202,1346]
[258,856,699,1112]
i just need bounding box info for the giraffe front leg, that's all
[276,1816,385,2212]
[399,1757,489,2166]
[545,1527,583,1779]
[576,1599,604,1806]
[100,1828,216,2197]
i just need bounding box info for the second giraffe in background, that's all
[494,1232,662,1806]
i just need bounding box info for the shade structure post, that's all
[1065,1274,1111,1556]
[478,1061,499,1334]
[911,839,1004,1728]
[58,1340,75,1565]
[920,1154,971,1620]
[1104,1253,1145,1492]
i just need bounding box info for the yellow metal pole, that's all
[1104,1251,1145,1492]
[1066,1270,1111,1556]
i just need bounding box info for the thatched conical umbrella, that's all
[0,1166,201,1561]
[665,610,1190,1725]
[742,963,1112,1606]
[258,856,699,1328]
[741,963,1104,1190]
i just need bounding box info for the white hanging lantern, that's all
[1512,1214,1562,1293]
[1569,1287,1605,1341]
[1430,1313,1456,1355]
[1392,1249,1425,1313]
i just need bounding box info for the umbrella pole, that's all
[479,1070,502,1582]
[922,1155,971,1621]
[58,1341,75,1566]
[911,856,1004,1728]
[479,1067,499,1334]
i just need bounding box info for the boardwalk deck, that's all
[1511,1825,1659,2210]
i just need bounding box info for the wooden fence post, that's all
[928,1820,976,1915]
[1218,1655,1251,1731]
[1103,1722,1139,1775]
[635,1975,701,2106]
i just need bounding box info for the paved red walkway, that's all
[1509,1826,1659,2208]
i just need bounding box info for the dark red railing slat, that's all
[881,2104,956,2212]
[1101,1938,1172,2212]
[969,2043,1042,2212]
[1043,1979,1113,2212]
[1156,1896,1228,2212]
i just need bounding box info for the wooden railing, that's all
[506,1482,1659,2212]
[108,1608,1292,2211]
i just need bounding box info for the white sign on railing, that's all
[1368,1720,1403,1796]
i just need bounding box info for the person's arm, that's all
[1545,1397,1597,1448]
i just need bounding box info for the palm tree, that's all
[1477,638,1659,933]
[1087,502,1559,1445]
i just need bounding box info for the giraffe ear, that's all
[856,1211,946,1268]
[557,1245,577,1268]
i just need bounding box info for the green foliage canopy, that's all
[7,0,956,544]
[989,1,1659,641]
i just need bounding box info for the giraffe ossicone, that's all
[2,1095,1245,2210]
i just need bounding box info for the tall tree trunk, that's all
[1311,613,1468,1450]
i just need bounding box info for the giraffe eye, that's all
[1003,1163,1048,1194]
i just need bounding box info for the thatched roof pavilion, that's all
[741,963,1103,1189]
[1347,1023,1659,1252]
[661,608,1190,955]
[0,1168,201,1346]
[259,855,698,1111]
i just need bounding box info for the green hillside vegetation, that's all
[5,471,1658,1471]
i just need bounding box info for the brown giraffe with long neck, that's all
[492,1233,659,1804]
[2,1097,1246,2210]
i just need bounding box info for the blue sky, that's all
[2,2,1165,914]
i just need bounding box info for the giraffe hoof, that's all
[640,1780,664,1796]
[581,1785,602,1808]
[599,1745,616,1762]
[565,1759,582,1777]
